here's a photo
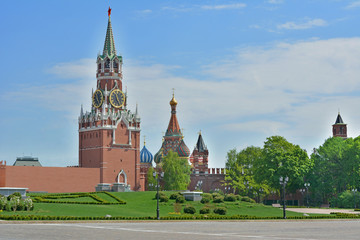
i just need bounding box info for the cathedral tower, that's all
[332,112,347,139]
[155,92,190,163]
[78,8,141,191]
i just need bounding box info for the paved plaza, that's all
[0,220,359,240]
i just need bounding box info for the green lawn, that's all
[0,191,318,218]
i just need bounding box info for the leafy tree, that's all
[310,136,360,204]
[162,150,191,190]
[225,146,269,198]
[254,136,312,194]
[146,167,157,191]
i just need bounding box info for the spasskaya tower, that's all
[78,8,141,191]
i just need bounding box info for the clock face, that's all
[92,89,104,108]
[109,89,125,108]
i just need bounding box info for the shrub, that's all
[213,207,227,215]
[183,205,196,214]
[212,192,222,199]
[173,203,182,213]
[7,192,22,201]
[213,196,224,203]
[0,196,7,210]
[176,195,185,203]
[170,192,181,200]
[224,194,237,202]
[159,195,169,202]
[155,192,166,199]
[201,197,210,204]
[200,207,210,214]
[241,196,255,203]
[202,193,213,200]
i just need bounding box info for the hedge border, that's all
[31,192,126,205]
[1,213,359,221]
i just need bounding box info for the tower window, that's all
[113,61,118,69]
[105,59,110,68]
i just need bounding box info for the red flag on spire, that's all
[108,7,112,17]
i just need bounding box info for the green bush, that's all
[7,192,22,201]
[200,207,210,214]
[213,207,227,215]
[170,192,181,200]
[201,197,210,204]
[176,195,185,203]
[159,195,169,202]
[241,196,255,203]
[202,193,213,200]
[212,192,222,199]
[183,205,196,214]
[154,192,166,199]
[224,194,237,202]
[213,196,224,203]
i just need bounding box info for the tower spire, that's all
[103,7,116,57]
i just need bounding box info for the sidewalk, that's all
[285,208,360,215]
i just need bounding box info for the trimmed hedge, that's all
[31,192,126,205]
[200,207,211,214]
[213,196,224,203]
[213,207,227,215]
[2,213,360,221]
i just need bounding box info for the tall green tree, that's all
[310,136,360,204]
[254,136,312,194]
[225,146,269,197]
[162,150,191,190]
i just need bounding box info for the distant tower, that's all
[155,92,190,163]
[139,137,153,191]
[189,131,209,174]
[332,112,347,138]
[78,8,141,191]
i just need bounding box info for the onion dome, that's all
[177,139,190,157]
[140,145,153,164]
[154,148,164,164]
[170,94,178,106]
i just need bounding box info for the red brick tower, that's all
[332,112,347,139]
[189,131,209,174]
[78,8,141,191]
[155,92,190,163]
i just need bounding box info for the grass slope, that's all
[0,191,313,218]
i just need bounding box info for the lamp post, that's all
[153,171,164,220]
[352,189,357,209]
[279,176,289,219]
[299,189,305,206]
[304,183,310,208]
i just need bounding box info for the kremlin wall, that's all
[0,8,225,193]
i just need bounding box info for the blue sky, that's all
[1,0,360,167]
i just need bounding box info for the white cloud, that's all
[277,18,327,30]
[5,38,360,166]
[345,1,360,9]
[46,59,96,79]
[201,3,246,10]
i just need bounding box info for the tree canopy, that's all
[161,150,191,190]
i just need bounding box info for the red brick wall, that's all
[0,161,6,187]
[5,166,100,193]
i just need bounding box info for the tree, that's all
[310,136,360,204]
[254,136,312,194]
[162,150,191,190]
[146,167,157,191]
[225,146,269,197]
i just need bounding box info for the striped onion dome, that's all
[140,145,153,164]
[154,148,164,164]
[177,139,190,157]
